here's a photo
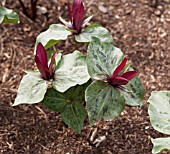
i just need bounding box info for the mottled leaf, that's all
[0,6,19,24]
[87,37,123,77]
[122,75,144,106]
[13,74,48,106]
[34,24,71,53]
[85,80,125,126]
[53,50,90,92]
[148,91,170,135]
[42,85,88,133]
[151,137,170,154]
[75,24,113,43]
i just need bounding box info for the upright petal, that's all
[72,0,82,16]
[111,76,129,85]
[74,2,84,33]
[49,52,58,76]
[111,58,127,79]
[121,71,136,80]
[35,55,48,80]
[35,43,48,69]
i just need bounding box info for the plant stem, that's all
[18,0,38,20]
[18,0,30,18]
[30,0,38,19]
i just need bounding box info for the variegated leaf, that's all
[87,37,123,77]
[148,91,170,135]
[53,51,90,92]
[85,80,125,126]
[75,24,113,43]
[13,74,48,106]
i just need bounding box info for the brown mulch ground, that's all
[0,0,170,153]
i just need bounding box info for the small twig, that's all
[38,143,50,151]
[35,105,48,122]
[87,0,94,7]
[11,47,16,68]
[90,127,98,142]
[19,11,34,23]
[2,68,8,83]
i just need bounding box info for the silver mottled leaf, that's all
[34,24,71,53]
[148,91,170,135]
[87,37,123,77]
[151,137,170,154]
[53,51,90,92]
[75,24,113,43]
[85,80,125,125]
[13,74,48,106]
[123,76,144,106]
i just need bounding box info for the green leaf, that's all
[148,91,170,135]
[151,137,170,154]
[75,24,113,43]
[85,80,125,126]
[53,50,90,92]
[42,84,87,112]
[0,7,19,24]
[122,75,144,106]
[87,37,123,77]
[42,85,88,133]
[13,74,48,106]
[34,24,71,53]
[41,88,67,112]
[61,101,86,134]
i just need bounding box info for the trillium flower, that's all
[35,43,57,80]
[59,0,93,34]
[110,58,136,87]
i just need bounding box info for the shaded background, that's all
[0,0,170,153]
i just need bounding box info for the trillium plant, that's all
[13,0,144,133]
[34,0,113,52]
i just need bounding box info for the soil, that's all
[0,0,170,153]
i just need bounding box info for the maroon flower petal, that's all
[35,55,48,80]
[111,58,127,79]
[121,71,137,80]
[72,0,82,16]
[74,2,84,33]
[35,43,48,69]
[111,76,129,85]
[49,52,58,76]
